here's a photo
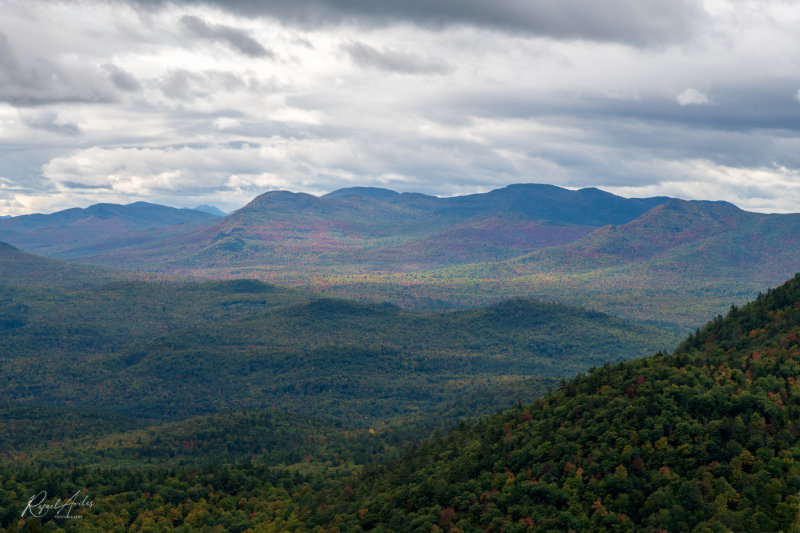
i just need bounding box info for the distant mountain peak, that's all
[243,190,318,211]
[643,198,744,220]
[250,190,316,202]
[0,201,218,257]
[191,205,227,217]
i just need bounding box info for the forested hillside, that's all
[314,199,800,328]
[0,275,677,423]
[0,241,135,287]
[322,273,800,531]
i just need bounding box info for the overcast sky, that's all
[1,0,799,215]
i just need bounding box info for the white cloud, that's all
[212,117,243,130]
[676,88,711,106]
[602,159,800,214]
[796,89,800,103]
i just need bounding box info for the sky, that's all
[1,0,799,215]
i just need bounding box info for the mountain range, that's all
[0,184,669,270]
[2,184,798,330]
[1,182,799,531]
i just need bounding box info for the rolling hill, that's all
[505,199,794,275]
[0,273,679,424]
[0,240,136,287]
[0,201,218,258]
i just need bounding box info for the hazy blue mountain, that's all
[324,183,669,226]
[432,184,671,226]
[0,201,218,256]
[191,204,227,217]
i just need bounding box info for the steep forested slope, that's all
[325,273,800,532]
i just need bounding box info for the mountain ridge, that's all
[10,183,674,273]
[0,201,218,257]
[3,184,798,329]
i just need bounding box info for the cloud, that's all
[137,0,704,47]
[19,110,81,136]
[42,144,277,194]
[181,14,272,58]
[158,69,206,101]
[103,64,141,92]
[796,89,800,103]
[676,88,711,106]
[60,180,113,190]
[601,160,800,214]
[213,117,243,130]
[0,31,113,105]
[341,40,449,74]
[2,0,800,216]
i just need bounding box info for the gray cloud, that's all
[19,110,81,136]
[103,63,141,92]
[2,0,799,216]
[0,31,113,106]
[436,78,800,138]
[181,14,272,57]
[61,181,113,190]
[135,0,704,47]
[159,69,206,100]
[341,40,449,74]
[153,68,275,103]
